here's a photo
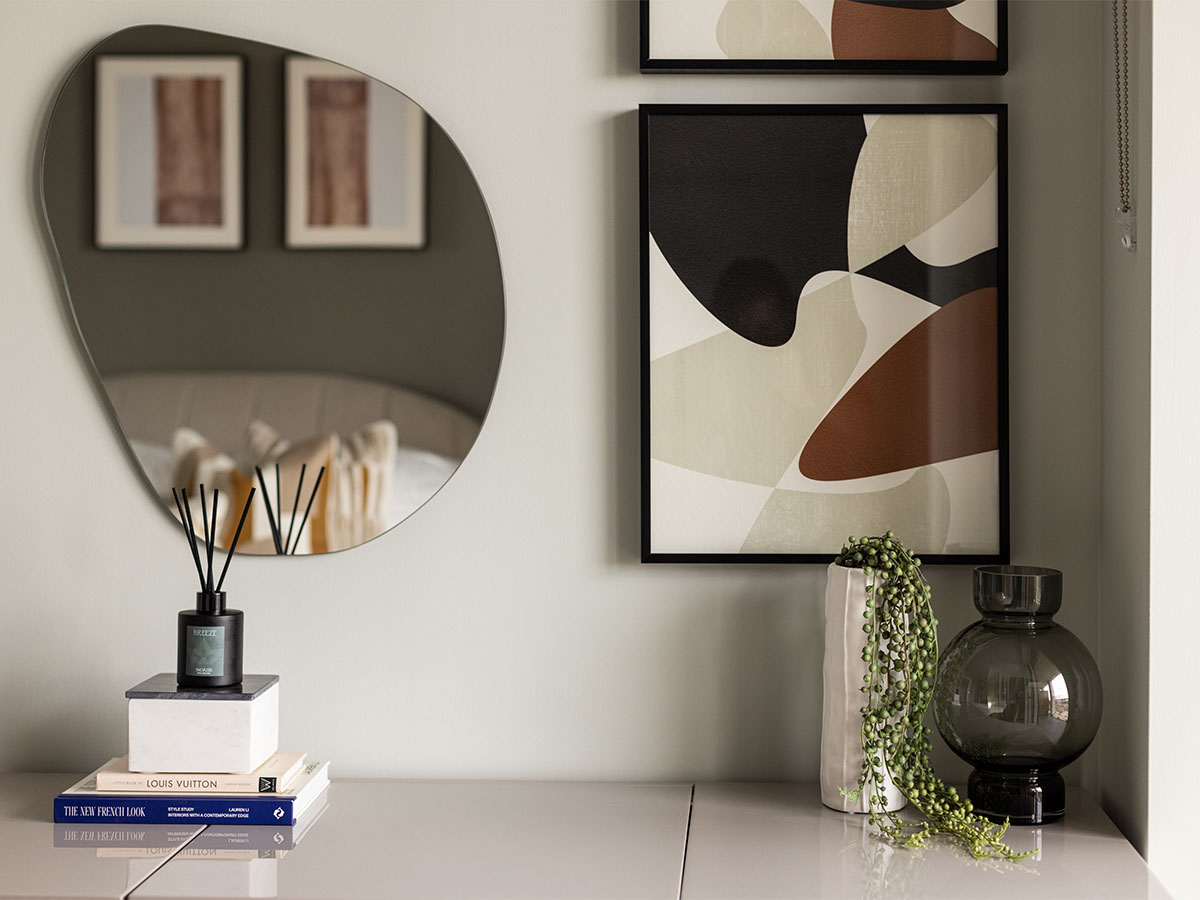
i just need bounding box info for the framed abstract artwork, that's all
[640,0,1007,74]
[640,104,1007,563]
[95,56,243,249]
[286,57,426,248]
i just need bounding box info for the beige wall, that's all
[0,0,1105,790]
[1098,0,1152,860]
[1147,2,1200,896]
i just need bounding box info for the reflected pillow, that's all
[244,421,338,554]
[246,419,397,553]
[170,428,240,545]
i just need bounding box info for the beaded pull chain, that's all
[1114,0,1136,252]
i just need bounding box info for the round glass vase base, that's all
[967,769,1066,826]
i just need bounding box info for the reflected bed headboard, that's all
[104,370,481,460]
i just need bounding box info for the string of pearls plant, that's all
[834,532,1030,860]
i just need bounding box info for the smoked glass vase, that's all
[934,566,1102,825]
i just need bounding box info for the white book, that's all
[95,752,306,794]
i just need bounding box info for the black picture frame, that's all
[639,0,1008,75]
[640,104,1009,564]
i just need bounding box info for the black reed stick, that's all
[181,488,206,583]
[172,488,206,590]
[255,466,283,555]
[289,465,325,555]
[284,464,307,557]
[216,487,256,592]
[208,489,219,592]
[274,465,282,552]
[199,485,213,591]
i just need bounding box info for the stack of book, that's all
[53,752,329,826]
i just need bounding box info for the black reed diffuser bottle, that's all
[169,467,323,688]
[172,484,256,689]
[178,590,243,688]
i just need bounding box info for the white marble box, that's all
[126,674,279,774]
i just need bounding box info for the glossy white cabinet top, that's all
[680,783,1171,900]
[0,773,202,899]
[0,775,1167,899]
[134,780,692,899]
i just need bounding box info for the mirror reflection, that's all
[42,25,504,554]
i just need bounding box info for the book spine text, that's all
[54,796,296,826]
[96,775,277,793]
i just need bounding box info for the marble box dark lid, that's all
[126,674,279,701]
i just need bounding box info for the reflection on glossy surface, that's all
[130,856,278,897]
[40,25,504,555]
[52,823,198,852]
[15,778,328,899]
[681,783,1168,900]
[137,781,692,900]
[820,810,1043,900]
[122,789,328,897]
[0,774,203,898]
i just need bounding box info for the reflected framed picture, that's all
[95,56,243,249]
[640,104,1008,563]
[640,0,1007,74]
[285,57,426,249]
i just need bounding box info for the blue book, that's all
[53,761,328,825]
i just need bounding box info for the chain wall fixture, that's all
[1114,0,1136,252]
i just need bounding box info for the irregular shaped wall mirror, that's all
[41,26,504,555]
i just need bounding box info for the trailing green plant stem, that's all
[835,532,1031,861]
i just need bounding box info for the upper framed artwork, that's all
[641,104,1007,564]
[640,0,1008,74]
[286,57,427,249]
[95,56,243,249]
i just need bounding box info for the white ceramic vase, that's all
[821,562,907,813]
